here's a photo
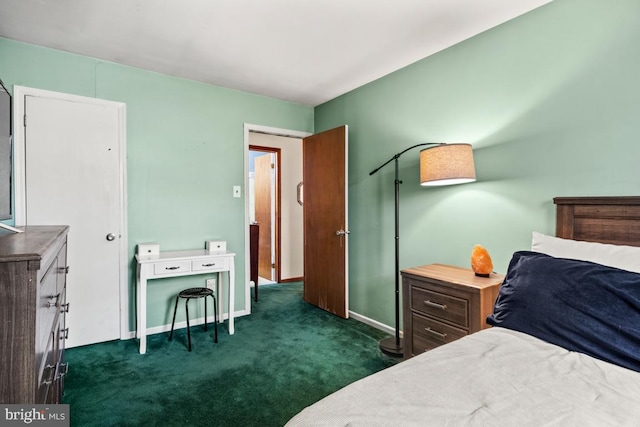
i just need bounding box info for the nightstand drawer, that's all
[412,313,467,352]
[411,286,469,327]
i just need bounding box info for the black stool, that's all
[169,287,218,351]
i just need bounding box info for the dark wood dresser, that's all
[0,226,70,403]
[402,264,504,359]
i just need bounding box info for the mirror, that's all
[0,79,11,220]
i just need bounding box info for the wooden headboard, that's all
[555,196,640,247]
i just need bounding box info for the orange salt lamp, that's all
[471,244,493,277]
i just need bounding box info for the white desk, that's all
[135,249,235,354]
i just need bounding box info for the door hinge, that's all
[271,163,275,169]
[272,263,276,268]
[23,114,27,127]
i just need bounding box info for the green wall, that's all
[0,38,313,330]
[2,0,640,337]
[315,0,640,328]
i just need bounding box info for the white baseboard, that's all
[121,308,395,341]
[348,310,403,338]
[121,309,250,340]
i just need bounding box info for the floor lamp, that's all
[369,143,476,357]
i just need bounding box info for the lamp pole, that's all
[370,143,441,357]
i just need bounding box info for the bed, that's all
[286,196,640,426]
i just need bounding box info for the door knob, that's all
[336,230,350,236]
[106,233,116,241]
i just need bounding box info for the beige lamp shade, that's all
[420,143,476,186]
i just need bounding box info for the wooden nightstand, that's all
[401,264,504,359]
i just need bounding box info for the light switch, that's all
[233,185,241,198]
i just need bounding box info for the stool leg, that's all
[203,296,208,332]
[169,295,180,341]
[213,294,218,343]
[185,298,192,352]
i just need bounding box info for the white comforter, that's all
[286,327,640,426]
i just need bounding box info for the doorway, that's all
[243,125,309,307]
[243,124,349,318]
[249,146,279,284]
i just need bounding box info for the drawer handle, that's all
[424,300,448,310]
[165,266,181,270]
[42,364,56,385]
[46,293,61,308]
[425,327,448,339]
[57,362,69,379]
[60,302,70,313]
[202,263,216,267]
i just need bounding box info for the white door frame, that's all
[243,124,311,312]
[13,85,129,339]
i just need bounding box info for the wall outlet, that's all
[233,185,241,198]
[206,278,216,290]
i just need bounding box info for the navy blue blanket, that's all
[487,251,640,372]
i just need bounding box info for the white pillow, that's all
[531,231,640,274]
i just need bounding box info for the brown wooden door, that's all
[303,125,348,318]
[255,153,273,280]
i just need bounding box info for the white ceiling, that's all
[0,0,552,106]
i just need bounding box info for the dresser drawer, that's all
[153,260,191,275]
[412,312,467,352]
[55,242,68,295]
[411,285,469,327]
[192,257,229,272]
[38,257,60,352]
[37,330,57,404]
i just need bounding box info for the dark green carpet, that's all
[63,282,396,426]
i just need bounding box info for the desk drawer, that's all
[153,260,191,275]
[192,257,229,272]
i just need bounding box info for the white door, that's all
[21,93,125,348]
